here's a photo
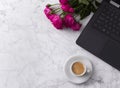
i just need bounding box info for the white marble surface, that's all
[0,0,120,88]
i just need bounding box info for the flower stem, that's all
[54,9,61,13]
[52,8,61,14]
[60,12,64,16]
[60,11,67,18]
[49,3,60,7]
[53,8,60,11]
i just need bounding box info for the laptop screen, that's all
[112,0,120,4]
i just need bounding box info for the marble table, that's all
[0,0,120,88]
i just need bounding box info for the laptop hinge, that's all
[110,0,120,8]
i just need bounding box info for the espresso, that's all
[72,62,85,75]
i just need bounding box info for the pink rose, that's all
[61,4,74,13]
[71,23,82,31]
[51,14,63,29]
[59,0,68,4]
[44,7,52,19]
[69,7,74,13]
[63,14,75,27]
[46,4,51,8]
[48,14,56,21]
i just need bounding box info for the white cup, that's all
[70,61,90,77]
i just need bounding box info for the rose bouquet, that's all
[44,0,100,31]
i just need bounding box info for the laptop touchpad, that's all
[100,40,120,70]
[77,28,108,55]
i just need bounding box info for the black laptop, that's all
[76,0,120,71]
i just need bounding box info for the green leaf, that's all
[80,5,91,20]
[90,4,97,12]
[69,0,79,7]
[87,0,94,2]
[72,0,100,20]
[95,1,101,7]
[74,4,85,13]
[78,0,89,5]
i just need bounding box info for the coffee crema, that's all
[72,62,85,75]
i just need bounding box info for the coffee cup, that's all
[70,61,90,77]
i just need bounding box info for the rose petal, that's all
[59,0,68,4]
[63,14,75,27]
[51,14,63,29]
[71,23,82,31]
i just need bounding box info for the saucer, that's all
[64,55,93,84]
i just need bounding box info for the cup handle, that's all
[87,69,91,73]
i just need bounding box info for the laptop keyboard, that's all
[93,3,120,42]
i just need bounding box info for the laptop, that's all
[76,0,120,71]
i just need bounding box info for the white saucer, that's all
[64,55,93,84]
